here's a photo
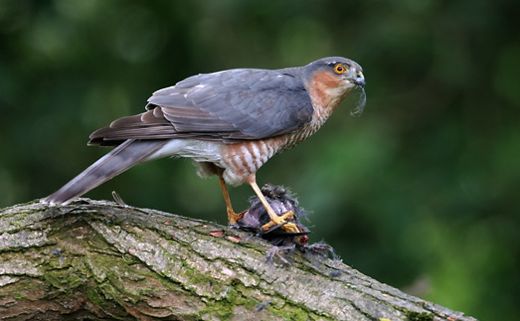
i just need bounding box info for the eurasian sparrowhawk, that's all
[44,56,366,233]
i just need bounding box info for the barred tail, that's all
[44,139,168,205]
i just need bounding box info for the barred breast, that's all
[219,140,275,185]
[219,99,338,186]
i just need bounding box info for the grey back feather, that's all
[89,68,314,145]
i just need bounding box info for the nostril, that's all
[354,77,365,87]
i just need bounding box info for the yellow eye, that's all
[334,63,347,74]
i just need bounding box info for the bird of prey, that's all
[44,56,366,234]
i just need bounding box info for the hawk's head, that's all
[304,56,365,89]
[302,56,366,115]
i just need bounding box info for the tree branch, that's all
[0,199,477,321]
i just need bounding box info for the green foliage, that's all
[0,0,518,320]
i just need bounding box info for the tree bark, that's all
[0,199,477,321]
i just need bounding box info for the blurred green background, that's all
[0,0,518,319]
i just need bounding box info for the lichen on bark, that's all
[0,199,477,321]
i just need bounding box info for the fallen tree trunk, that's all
[0,199,477,321]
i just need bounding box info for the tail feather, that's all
[44,139,168,205]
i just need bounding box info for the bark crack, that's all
[0,199,479,321]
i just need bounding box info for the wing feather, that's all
[89,68,314,145]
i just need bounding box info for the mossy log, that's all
[0,199,477,321]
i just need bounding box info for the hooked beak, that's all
[352,71,365,88]
[348,70,366,117]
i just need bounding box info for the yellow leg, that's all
[247,175,300,233]
[218,176,243,224]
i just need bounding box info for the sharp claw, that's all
[261,210,299,233]
[227,210,245,225]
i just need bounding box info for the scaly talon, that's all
[247,176,302,234]
[227,209,244,225]
[280,222,301,234]
[269,210,292,225]
[261,210,300,233]
[219,175,244,225]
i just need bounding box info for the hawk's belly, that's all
[218,126,319,186]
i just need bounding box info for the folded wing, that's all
[89,68,314,145]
